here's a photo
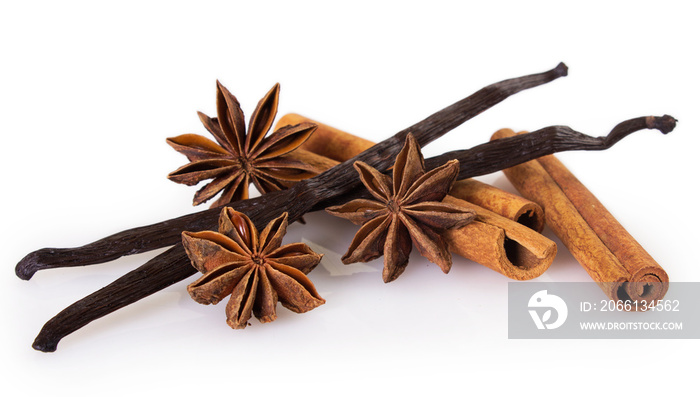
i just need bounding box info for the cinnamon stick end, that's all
[513,203,545,233]
[501,236,557,280]
[618,266,670,307]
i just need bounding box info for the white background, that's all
[2,0,698,394]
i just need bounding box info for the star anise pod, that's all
[167,81,325,207]
[326,134,476,283]
[182,208,325,329]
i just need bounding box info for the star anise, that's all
[182,208,325,329]
[167,81,325,207]
[326,134,476,283]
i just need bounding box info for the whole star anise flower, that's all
[182,208,325,329]
[167,81,325,207]
[326,134,476,283]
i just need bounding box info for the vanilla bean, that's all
[315,115,677,210]
[433,115,677,180]
[32,246,194,352]
[16,63,567,281]
[31,115,676,351]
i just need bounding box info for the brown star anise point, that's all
[326,133,476,283]
[167,81,324,207]
[182,208,325,329]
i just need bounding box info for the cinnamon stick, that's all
[442,196,555,280]
[448,179,544,232]
[280,113,376,163]
[277,114,556,279]
[492,128,670,303]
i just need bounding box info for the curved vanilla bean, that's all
[16,193,277,280]
[32,247,195,352]
[315,115,677,210]
[429,115,678,181]
[17,63,568,280]
[32,115,676,351]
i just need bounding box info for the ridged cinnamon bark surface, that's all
[448,179,544,232]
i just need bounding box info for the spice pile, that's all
[15,63,675,352]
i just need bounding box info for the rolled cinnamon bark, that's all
[492,128,669,303]
[277,114,556,279]
[449,179,545,232]
[278,113,376,163]
[443,195,556,280]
